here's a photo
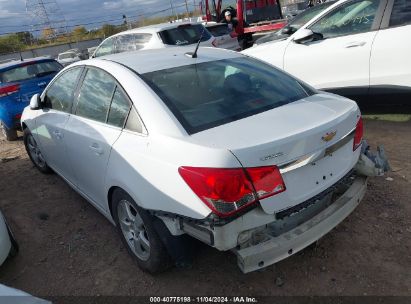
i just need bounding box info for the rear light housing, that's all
[0,84,20,98]
[353,116,363,151]
[179,166,286,217]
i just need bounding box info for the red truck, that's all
[201,0,287,43]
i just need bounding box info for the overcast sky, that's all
[0,0,195,35]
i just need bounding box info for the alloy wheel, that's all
[117,199,151,261]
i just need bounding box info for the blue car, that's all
[0,58,62,140]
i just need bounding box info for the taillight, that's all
[0,84,20,97]
[178,166,285,217]
[211,39,217,47]
[353,117,363,151]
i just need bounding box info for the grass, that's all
[363,114,411,122]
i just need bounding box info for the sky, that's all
[0,0,197,35]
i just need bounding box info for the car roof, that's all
[111,22,203,37]
[91,47,242,74]
[0,57,55,71]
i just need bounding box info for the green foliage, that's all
[0,34,24,54]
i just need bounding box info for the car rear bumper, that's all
[233,176,367,273]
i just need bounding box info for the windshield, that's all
[0,61,62,83]
[159,24,212,46]
[141,57,313,134]
[257,1,335,44]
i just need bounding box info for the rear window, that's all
[207,24,230,37]
[0,61,62,83]
[141,57,313,134]
[159,24,212,46]
[115,33,152,53]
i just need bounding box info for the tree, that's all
[41,27,55,40]
[100,24,118,38]
[0,34,24,54]
[72,26,87,41]
[15,31,33,45]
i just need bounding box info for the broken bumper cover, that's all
[234,176,367,273]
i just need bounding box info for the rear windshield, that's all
[141,57,314,134]
[159,24,212,46]
[207,24,230,37]
[0,61,62,83]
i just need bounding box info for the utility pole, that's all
[184,0,190,18]
[169,0,178,21]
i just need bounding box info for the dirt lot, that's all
[0,118,410,298]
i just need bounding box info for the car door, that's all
[370,0,411,97]
[283,0,387,96]
[35,66,83,182]
[63,67,132,210]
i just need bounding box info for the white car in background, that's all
[92,22,216,58]
[244,0,411,104]
[0,210,18,266]
[57,51,82,67]
[22,47,369,274]
[204,22,241,51]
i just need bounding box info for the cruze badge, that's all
[322,131,337,142]
[260,152,284,161]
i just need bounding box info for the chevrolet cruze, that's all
[22,47,366,273]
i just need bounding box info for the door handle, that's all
[345,41,366,48]
[53,130,63,139]
[89,143,104,156]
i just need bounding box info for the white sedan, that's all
[92,22,216,58]
[244,0,411,104]
[22,47,367,273]
[0,210,18,266]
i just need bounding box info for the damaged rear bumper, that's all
[233,176,367,273]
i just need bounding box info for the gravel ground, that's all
[0,118,410,298]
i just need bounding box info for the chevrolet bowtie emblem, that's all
[322,131,337,142]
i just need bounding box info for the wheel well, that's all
[107,186,121,219]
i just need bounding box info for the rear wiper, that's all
[36,71,58,78]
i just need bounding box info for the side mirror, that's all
[293,29,315,44]
[30,94,41,110]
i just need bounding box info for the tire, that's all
[23,128,52,174]
[112,189,172,274]
[0,121,17,141]
[7,229,19,258]
[4,219,18,258]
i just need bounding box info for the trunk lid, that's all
[189,93,361,214]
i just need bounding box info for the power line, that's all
[0,2,196,36]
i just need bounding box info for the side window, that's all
[75,68,116,123]
[107,87,131,128]
[310,0,381,39]
[389,0,411,27]
[125,107,143,133]
[45,67,82,112]
[115,33,152,53]
[94,38,115,57]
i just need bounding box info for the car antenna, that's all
[186,26,206,59]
